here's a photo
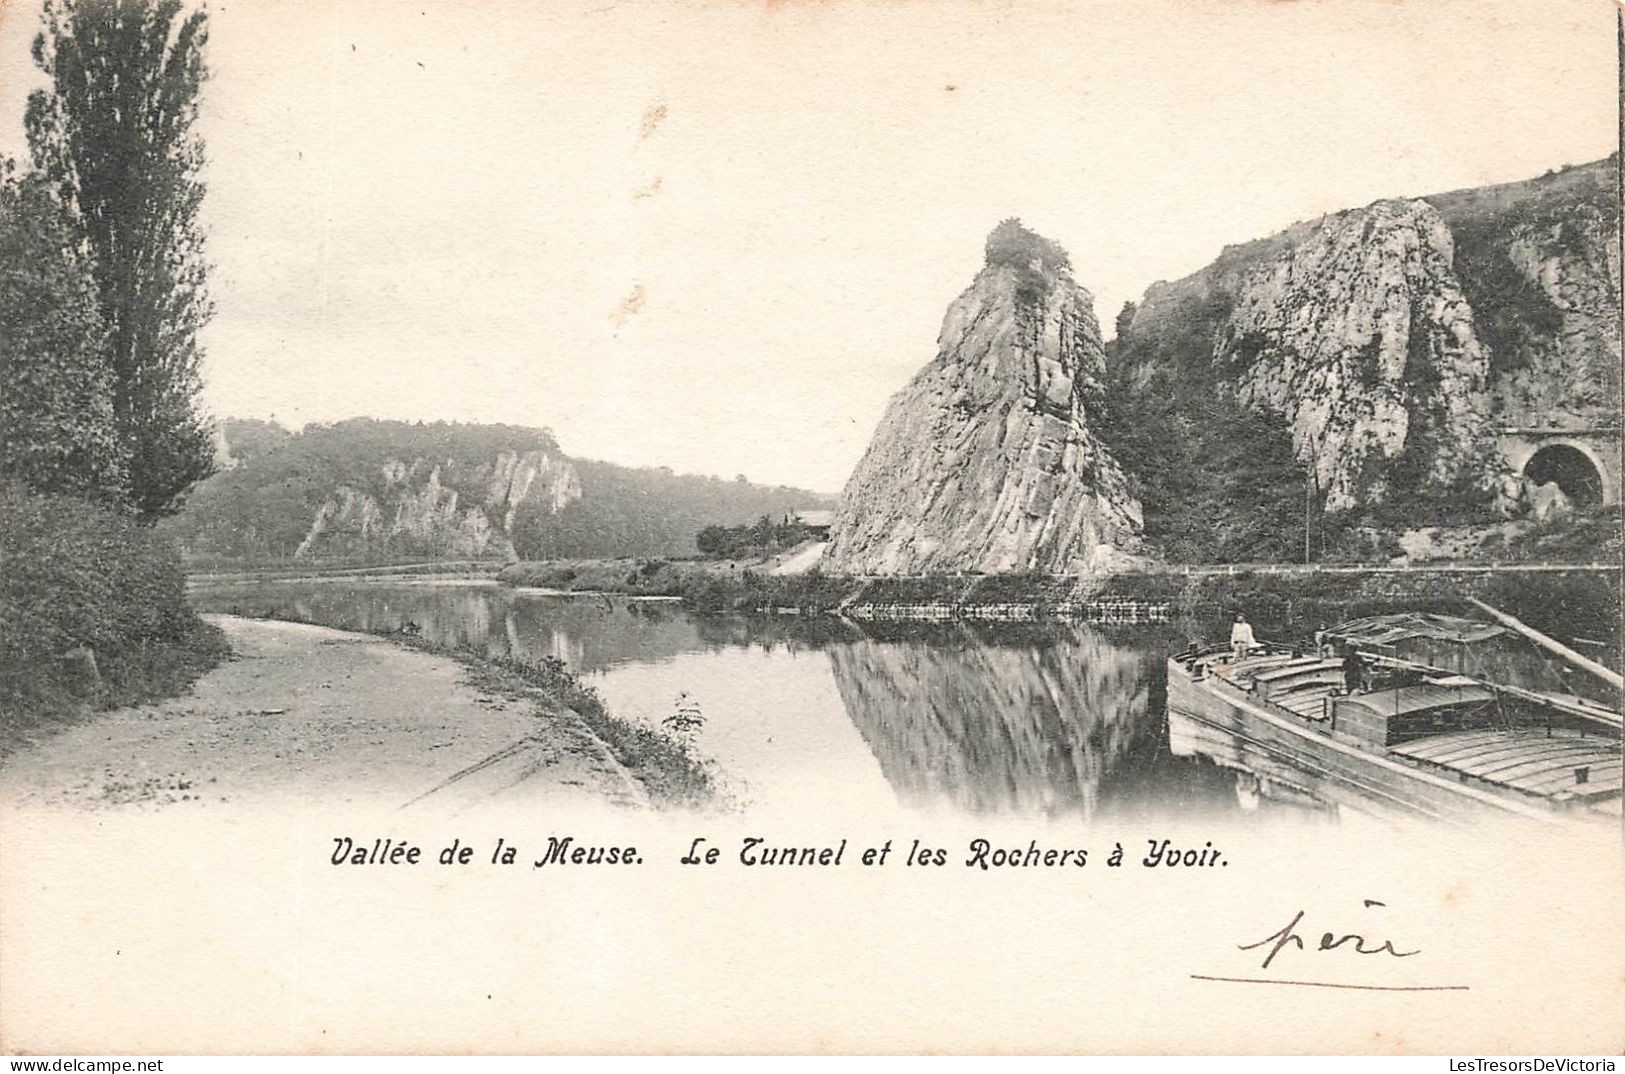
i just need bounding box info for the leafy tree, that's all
[26,0,215,519]
[984,217,1070,272]
[1098,291,1316,564]
[0,158,125,499]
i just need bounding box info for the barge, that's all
[1166,613,1622,825]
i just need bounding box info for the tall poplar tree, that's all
[25,0,215,519]
[0,159,126,500]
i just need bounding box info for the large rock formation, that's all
[1427,161,1622,429]
[1212,198,1499,509]
[1114,155,1621,523]
[167,418,832,562]
[824,221,1143,575]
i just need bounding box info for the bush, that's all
[427,645,716,809]
[984,218,1071,272]
[0,480,226,744]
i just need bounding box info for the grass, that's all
[424,643,719,810]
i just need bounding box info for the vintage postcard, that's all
[0,0,1621,1057]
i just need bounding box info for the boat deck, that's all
[1182,647,1623,815]
[1392,729,1622,803]
[1193,651,1345,721]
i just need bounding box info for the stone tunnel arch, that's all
[1521,443,1606,507]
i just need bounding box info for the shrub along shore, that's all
[1,481,229,755]
[413,638,718,809]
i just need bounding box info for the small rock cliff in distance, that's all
[824,220,1143,575]
[166,418,830,562]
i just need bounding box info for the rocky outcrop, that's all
[824,221,1143,575]
[1468,195,1620,427]
[1212,198,1500,509]
[295,448,582,560]
[1116,155,1620,521]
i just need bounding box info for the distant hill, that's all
[164,418,832,562]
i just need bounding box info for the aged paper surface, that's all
[0,0,1622,1056]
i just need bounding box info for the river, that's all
[186,578,1611,822]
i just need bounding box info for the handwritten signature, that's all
[1239,898,1420,971]
[1187,898,1466,992]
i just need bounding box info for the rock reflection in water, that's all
[826,622,1168,818]
[191,581,1254,817]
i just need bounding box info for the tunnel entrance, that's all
[1522,444,1604,506]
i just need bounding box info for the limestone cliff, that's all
[1211,198,1499,509]
[1113,155,1621,524]
[295,447,582,560]
[167,418,831,562]
[824,221,1143,575]
[1427,159,1622,429]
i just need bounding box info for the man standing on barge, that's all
[1230,613,1257,660]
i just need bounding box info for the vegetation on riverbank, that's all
[437,645,719,809]
[488,555,1619,670]
[2,1,228,751]
[211,598,719,808]
[1,482,229,754]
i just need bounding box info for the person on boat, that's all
[1230,613,1258,660]
[1342,647,1365,694]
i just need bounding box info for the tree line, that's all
[694,516,818,559]
[1,0,215,521]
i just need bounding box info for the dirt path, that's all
[0,616,649,813]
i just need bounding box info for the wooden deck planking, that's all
[1402,736,1550,767]
[1227,655,1299,679]
[1431,738,1601,772]
[1495,755,1613,790]
[1262,674,1344,696]
[1397,731,1622,795]
[1520,772,1621,799]
[1395,731,1511,761]
[1254,660,1343,682]
[1521,761,1621,792]
[1393,730,1623,800]
[1514,757,1618,783]
[1475,742,1618,778]
[1280,698,1331,720]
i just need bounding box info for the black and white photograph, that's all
[0,0,1620,1057]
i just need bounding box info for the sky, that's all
[0,0,1617,493]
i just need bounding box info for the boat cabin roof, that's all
[1393,729,1623,803]
[1336,681,1495,719]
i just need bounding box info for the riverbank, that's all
[489,558,1618,644]
[0,615,715,812]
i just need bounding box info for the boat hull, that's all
[1166,659,1571,826]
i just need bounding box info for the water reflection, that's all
[831,622,1188,817]
[195,579,1597,821]
[190,581,1235,817]
[195,581,713,672]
